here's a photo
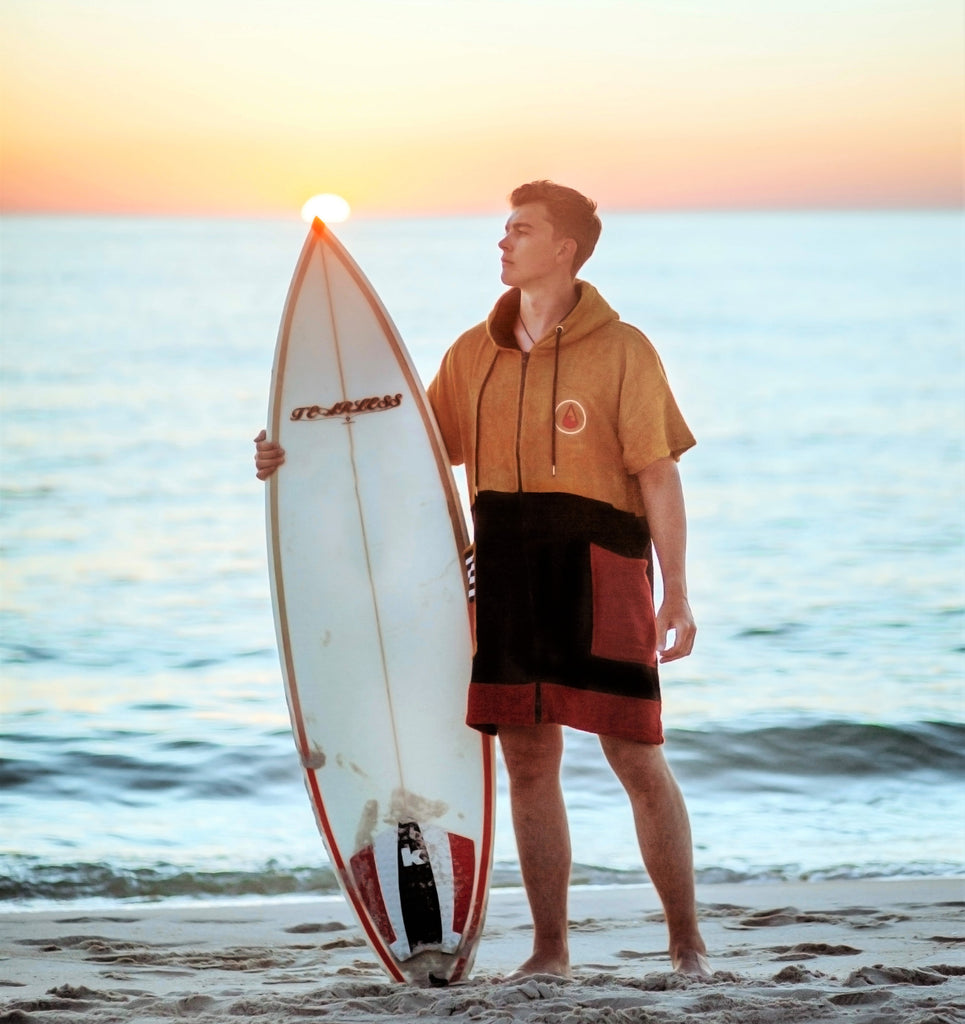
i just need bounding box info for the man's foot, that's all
[672,948,712,978]
[502,953,572,983]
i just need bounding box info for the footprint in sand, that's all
[829,989,893,1007]
[845,965,948,987]
[772,964,824,983]
[769,942,861,961]
[283,921,350,935]
[724,906,835,930]
[321,936,368,951]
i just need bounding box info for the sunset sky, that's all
[1,0,962,217]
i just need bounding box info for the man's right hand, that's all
[254,429,286,480]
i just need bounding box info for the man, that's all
[255,181,709,979]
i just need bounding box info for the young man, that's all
[255,181,709,979]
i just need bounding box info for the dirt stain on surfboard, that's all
[303,746,326,770]
[352,790,451,853]
[386,788,448,825]
[335,753,368,777]
[354,799,380,852]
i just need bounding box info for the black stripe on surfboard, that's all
[397,821,443,950]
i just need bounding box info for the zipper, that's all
[515,350,541,727]
[551,325,563,477]
[514,350,530,492]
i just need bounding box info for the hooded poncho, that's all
[427,282,695,743]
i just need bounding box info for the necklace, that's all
[518,315,537,348]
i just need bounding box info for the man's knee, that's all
[599,735,670,793]
[499,724,564,787]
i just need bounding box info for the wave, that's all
[664,719,965,786]
[2,855,961,907]
[0,740,300,801]
[0,857,339,904]
[2,720,962,804]
[1,643,61,664]
[0,641,273,669]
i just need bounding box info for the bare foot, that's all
[502,953,572,983]
[672,948,712,978]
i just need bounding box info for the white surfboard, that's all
[265,219,495,985]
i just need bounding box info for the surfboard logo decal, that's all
[290,393,403,421]
[349,822,477,961]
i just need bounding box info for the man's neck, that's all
[516,280,579,353]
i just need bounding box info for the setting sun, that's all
[300,193,352,224]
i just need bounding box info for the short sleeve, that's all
[427,347,465,467]
[618,331,696,476]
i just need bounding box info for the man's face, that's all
[498,203,570,288]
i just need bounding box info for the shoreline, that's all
[4,870,963,919]
[2,877,963,1022]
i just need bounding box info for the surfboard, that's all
[265,219,495,985]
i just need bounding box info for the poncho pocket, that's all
[589,543,657,667]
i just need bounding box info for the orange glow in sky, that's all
[1,1,962,217]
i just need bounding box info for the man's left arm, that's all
[637,456,696,663]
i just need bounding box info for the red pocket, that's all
[589,543,657,666]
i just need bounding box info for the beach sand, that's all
[1,878,963,1023]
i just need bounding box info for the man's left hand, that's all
[656,594,696,662]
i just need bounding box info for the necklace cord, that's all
[517,315,536,348]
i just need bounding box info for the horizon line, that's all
[1,201,962,222]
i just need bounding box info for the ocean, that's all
[1,210,963,908]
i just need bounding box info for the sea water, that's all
[1,211,963,907]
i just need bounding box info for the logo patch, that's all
[555,400,587,435]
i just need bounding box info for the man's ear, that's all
[557,236,578,269]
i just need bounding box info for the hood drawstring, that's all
[551,325,563,477]
[476,321,565,495]
[473,350,500,501]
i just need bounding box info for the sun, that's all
[300,193,351,224]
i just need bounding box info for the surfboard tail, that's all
[350,822,477,963]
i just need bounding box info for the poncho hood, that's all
[485,281,619,351]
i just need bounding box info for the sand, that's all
[1,878,963,1023]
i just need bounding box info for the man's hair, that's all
[510,180,602,274]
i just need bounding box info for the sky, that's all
[1,0,962,218]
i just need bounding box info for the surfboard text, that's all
[290,394,403,421]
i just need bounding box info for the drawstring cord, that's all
[473,350,500,501]
[551,325,563,477]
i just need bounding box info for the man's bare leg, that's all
[498,723,572,979]
[600,736,711,977]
